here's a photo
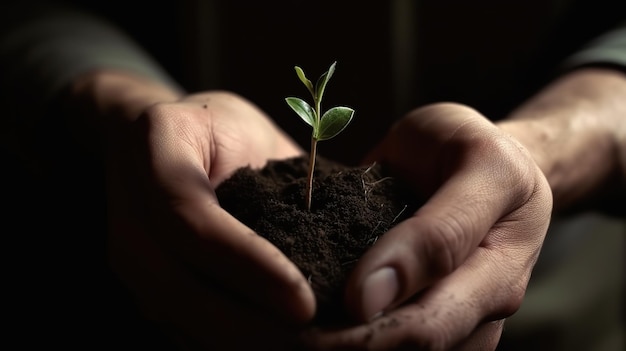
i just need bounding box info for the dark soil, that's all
[215,155,420,326]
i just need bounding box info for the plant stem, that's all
[306,137,318,211]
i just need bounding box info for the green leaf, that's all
[294,66,315,98]
[315,61,336,103]
[316,106,354,140]
[285,97,317,128]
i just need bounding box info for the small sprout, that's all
[286,61,355,211]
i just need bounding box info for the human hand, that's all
[76,72,316,349]
[300,102,553,350]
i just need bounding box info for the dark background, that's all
[3,0,624,349]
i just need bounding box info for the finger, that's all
[184,197,317,324]
[301,244,529,350]
[451,319,505,351]
[185,91,304,185]
[109,219,301,350]
[132,107,316,324]
[348,139,540,321]
[344,177,549,349]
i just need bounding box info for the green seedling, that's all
[285,61,355,211]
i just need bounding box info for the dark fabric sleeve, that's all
[561,20,626,71]
[0,1,183,134]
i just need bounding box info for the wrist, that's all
[66,69,182,122]
[497,67,626,210]
[62,69,183,153]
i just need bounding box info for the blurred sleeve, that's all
[561,20,626,71]
[0,1,182,133]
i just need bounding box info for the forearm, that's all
[497,67,626,212]
[0,3,181,125]
[62,69,183,155]
[0,2,184,162]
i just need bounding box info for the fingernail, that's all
[361,267,399,320]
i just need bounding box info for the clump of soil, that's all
[215,155,420,325]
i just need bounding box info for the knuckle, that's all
[498,281,527,318]
[420,214,469,278]
[404,323,454,351]
[141,100,178,119]
[489,136,541,202]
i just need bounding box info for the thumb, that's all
[149,159,317,324]
[345,140,533,322]
[127,111,316,324]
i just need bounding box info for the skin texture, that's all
[301,103,553,350]
[65,67,626,350]
[302,67,626,350]
[499,68,626,210]
[67,71,314,349]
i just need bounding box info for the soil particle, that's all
[216,155,421,325]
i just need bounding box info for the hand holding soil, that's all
[105,88,317,349]
[299,103,552,350]
[216,65,552,350]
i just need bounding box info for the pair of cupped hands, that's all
[93,72,551,350]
